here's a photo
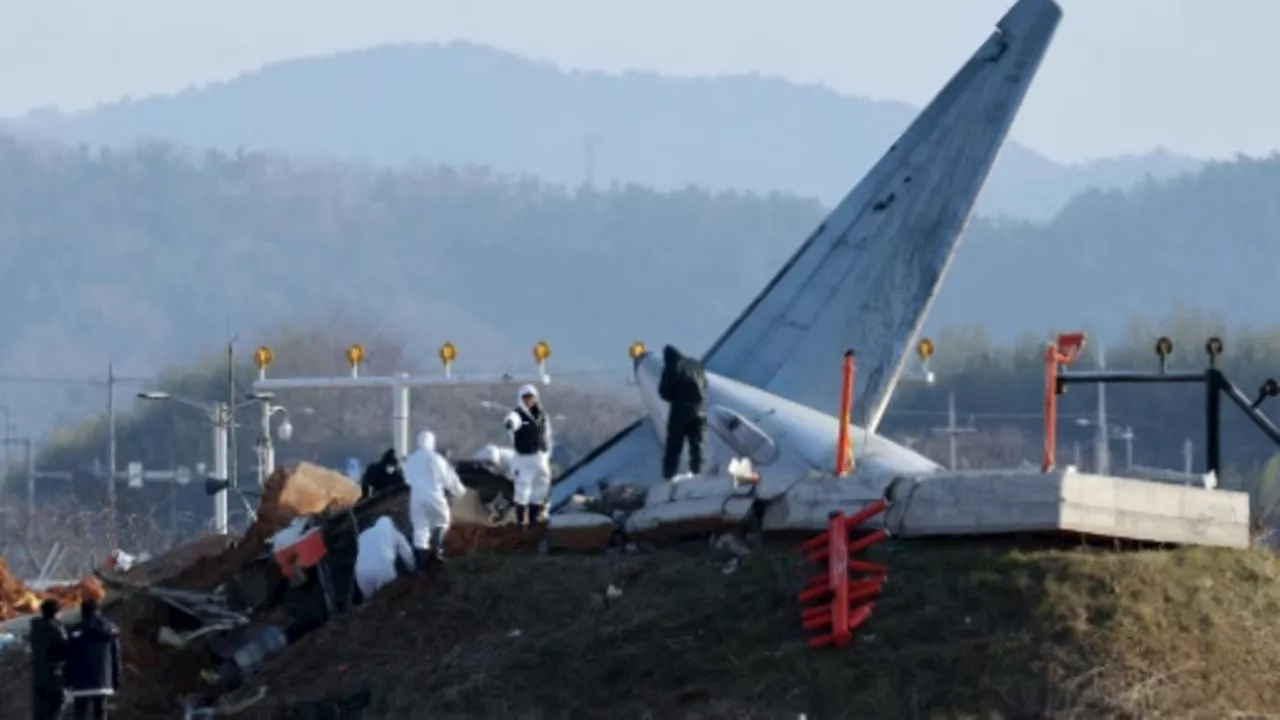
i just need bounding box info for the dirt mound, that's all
[118,535,237,587]
[0,558,105,622]
[165,464,361,592]
[215,543,1280,719]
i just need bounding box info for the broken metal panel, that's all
[702,0,1062,431]
[549,418,667,508]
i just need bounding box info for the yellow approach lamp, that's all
[253,346,274,380]
[346,344,366,378]
[533,341,552,381]
[439,342,458,378]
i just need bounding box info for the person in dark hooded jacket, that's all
[658,344,709,478]
[361,448,405,500]
[64,599,121,720]
[29,598,68,720]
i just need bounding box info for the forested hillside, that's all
[0,135,1277,437]
[3,43,1202,220]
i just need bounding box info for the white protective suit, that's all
[504,384,553,507]
[354,516,415,600]
[403,429,467,551]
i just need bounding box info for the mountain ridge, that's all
[2,41,1204,220]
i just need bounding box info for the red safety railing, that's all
[798,500,890,648]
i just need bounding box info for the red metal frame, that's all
[273,528,328,582]
[798,500,890,648]
[1042,332,1087,471]
[836,350,857,476]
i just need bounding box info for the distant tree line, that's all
[2,134,1278,441]
[5,307,1279,545]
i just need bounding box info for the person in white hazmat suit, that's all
[403,429,468,566]
[354,516,415,602]
[504,384,553,530]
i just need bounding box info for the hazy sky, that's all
[3,0,1276,164]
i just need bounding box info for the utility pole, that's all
[1094,343,1111,475]
[1183,438,1194,476]
[106,361,118,549]
[1118,425,1135,470]
[226,339,239,513]
[212,402,230,535]
[257,400,275,486]
[1072,441,1083,469]
[931,392,976,470]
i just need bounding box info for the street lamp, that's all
[246,391,296,486]
[137,390,260,535]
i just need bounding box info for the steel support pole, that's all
[212,403,230,534]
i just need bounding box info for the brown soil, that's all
[0,558,104,622]
[10,541,1249,720]
[6,542,1280,718]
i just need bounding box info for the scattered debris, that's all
[713,533,754,558]
[0,558,105,623]
[0,456,887,716]
[105,549,148,572]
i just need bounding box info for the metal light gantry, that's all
[250,341,553,459]
[1042,332,1280,476]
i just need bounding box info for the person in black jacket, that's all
[29,598,68,720]
[360,448,405,500]
[658,344,708,479]
[503,384,553,529]
[64,599,121,720]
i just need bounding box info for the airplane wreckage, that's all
[1,0,1259,714]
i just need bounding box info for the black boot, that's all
[413,547,432,572]
[430,527,448,562]
[527,504,544,529]
[515,504,528,530]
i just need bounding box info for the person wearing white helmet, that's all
[402,429,467,565]
[503,384,553,529]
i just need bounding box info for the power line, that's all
[0,367,633,388]
[0,374,152,386]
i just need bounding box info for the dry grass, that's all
[190,541,1280,720]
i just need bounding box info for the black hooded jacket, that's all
[29,615,67,690]
[361,448,405,499]
[658,345,708,413]
[65,612,121,694]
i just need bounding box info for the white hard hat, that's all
[517,384,539,403]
